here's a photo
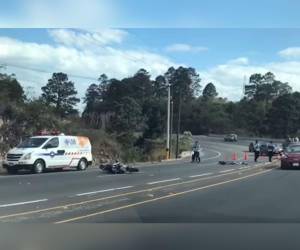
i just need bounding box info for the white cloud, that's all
[278,47,300,59]
[49,29,128,48]
[2,28,300,110]
[227,57,249,65]
[165,43,208,53]
[0,30,178,109]
[200,57,300,101]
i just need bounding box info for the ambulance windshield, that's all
[17,137,48,148]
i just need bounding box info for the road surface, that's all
[0,136,288,223]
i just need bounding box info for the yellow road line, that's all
[55,169,272,223]
[0,165,271,220]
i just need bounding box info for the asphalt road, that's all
[0,136,283,223]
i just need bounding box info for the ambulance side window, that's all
[44,138,59,149]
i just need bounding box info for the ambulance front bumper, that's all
[2,160,34,170]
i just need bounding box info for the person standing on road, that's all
[192,141,201,163]
[267,141,275,162]
[254,140,260,162]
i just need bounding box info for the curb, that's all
[131,157,189,168]
[261,161,280,169]
[255,160,279,170]
[127,151,193,168]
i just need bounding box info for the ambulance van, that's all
[3,134,92,174]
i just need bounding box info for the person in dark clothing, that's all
[267,141,275,162]
[191,141,201,163]
[254,140,260,162]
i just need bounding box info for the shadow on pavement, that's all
[276,167,300,171]
[1,168,78,176]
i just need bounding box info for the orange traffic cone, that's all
[232,153,238,161]
[243,152,249,161]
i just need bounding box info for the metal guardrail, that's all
[180,151,192,158]
[202,134,285,143]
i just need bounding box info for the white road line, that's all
[0,199,48,208]
[202,149,222,161]
[147,178,181,185]
[76,186,133,197]
[239,166,250,170]
[114,186,134,190]
[219,169,235,173]
[189,173,213,178]
[76,189,115,196]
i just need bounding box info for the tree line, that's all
[0,67,299,160]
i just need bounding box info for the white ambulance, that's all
[3,134,92,174]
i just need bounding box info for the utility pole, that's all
[169,100,174,159]
[166,79,171,159]
[175,90,182,159]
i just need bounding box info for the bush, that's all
[180,131,193,152]
[142,138,166,162]
[120,147,143,164]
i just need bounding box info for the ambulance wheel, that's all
[33,159,45,174]
[77,159,87,171]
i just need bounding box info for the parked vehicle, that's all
[259,143,268,156]
[224,134,238,142]
[281,144,300,169]
[3,134,92,174]
[283,141,299,150]
[249,141,283,155]
[259,142,283,156]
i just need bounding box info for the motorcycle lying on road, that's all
[99,162,139,174]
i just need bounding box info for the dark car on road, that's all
[260,142,282,156]
[248,141,283,155]
[259,143,269,156]
[248,141,267,154]
[281,144,300,169]
[224,134,237,142]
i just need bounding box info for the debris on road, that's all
[99,162,139,174]
[218,161,248,166]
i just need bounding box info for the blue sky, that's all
[0,1,300,104]
[127,29,300,68]
[113,0,300,28]
[1,0,300,28]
